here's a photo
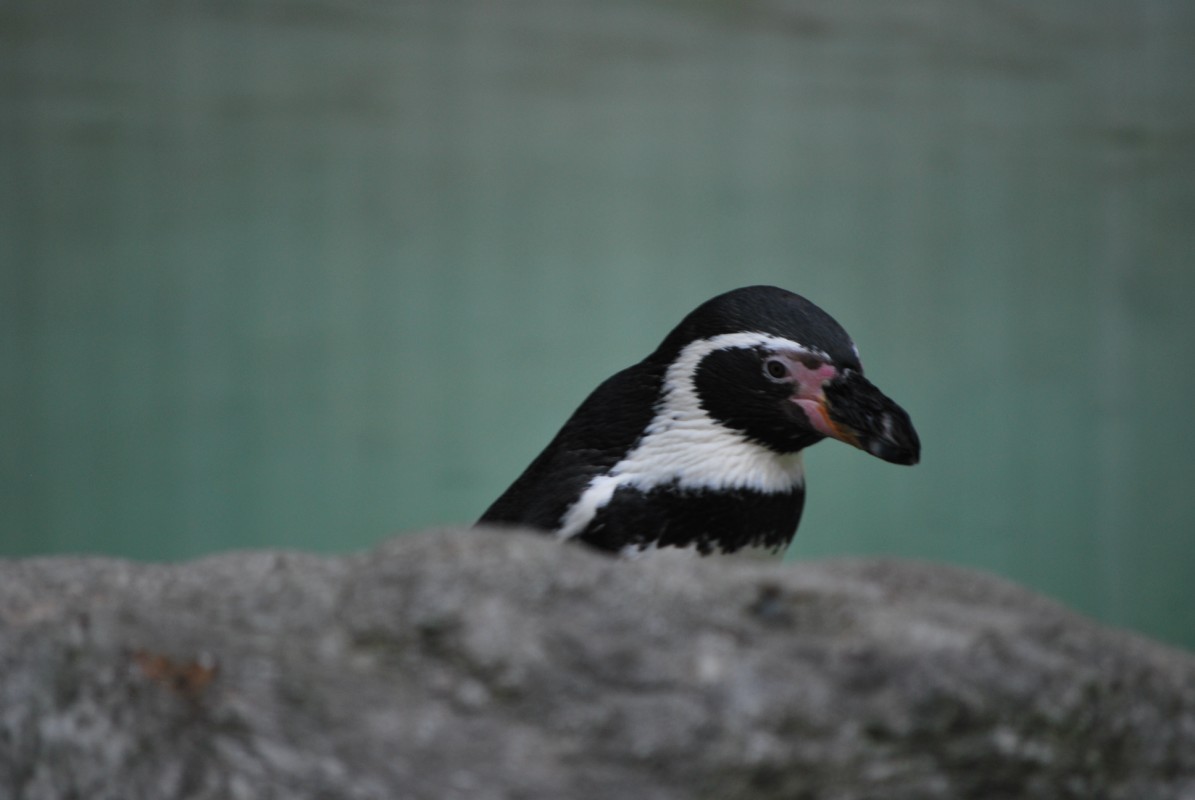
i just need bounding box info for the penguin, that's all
[478,285,919,556]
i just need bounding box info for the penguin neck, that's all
[573,482,807,556]
[553,419,806,542]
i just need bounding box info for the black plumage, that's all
[479,285,919,556]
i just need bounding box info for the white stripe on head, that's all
[556,332,819,540]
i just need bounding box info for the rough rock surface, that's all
[1,528,1193,800]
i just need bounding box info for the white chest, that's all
[555,332,808,540]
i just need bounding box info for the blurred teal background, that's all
[2,1,1193,649]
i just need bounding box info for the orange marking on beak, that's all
[819,404,861,447]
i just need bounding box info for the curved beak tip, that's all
[822,372,920,467]
[865,431,920,466]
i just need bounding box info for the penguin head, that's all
[649,286,920,466]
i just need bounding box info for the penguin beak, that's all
[791,367,920,465]
[818,370,920,465]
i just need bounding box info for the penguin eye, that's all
[764,358,789,381]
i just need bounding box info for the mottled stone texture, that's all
[2,529,1193,800]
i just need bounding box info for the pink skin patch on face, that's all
[786,359,854,442]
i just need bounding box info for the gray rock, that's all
[1,528,1193,800]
